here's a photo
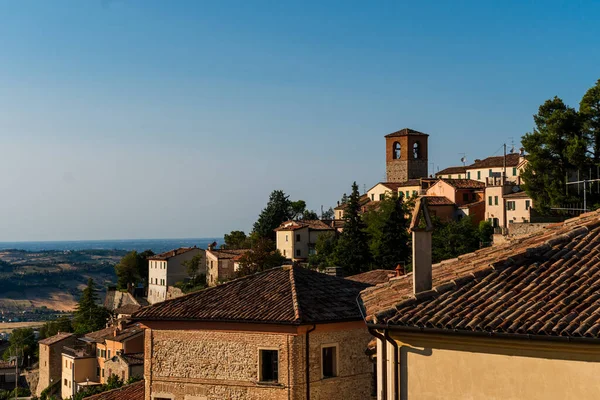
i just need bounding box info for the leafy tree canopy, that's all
[2,327,36,363]
[252,191,313,240]
[236,238,286,277]
[222,230,252,250]
[39,316,73,340]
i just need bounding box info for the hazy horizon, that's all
[2,1,599,241]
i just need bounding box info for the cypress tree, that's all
[334,182,371,275]
[376,193,410,269]
[73,278,109,334]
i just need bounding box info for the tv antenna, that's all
[459,153,467,166]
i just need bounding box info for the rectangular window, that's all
[379,194,385,201]
[296,249,301,257]
[462,193,468,202]
[467,172,471,179]
[405,191,409,198]
[296,234,301,242]
[283,249,286,256]
[477,171,481,180]
[108,350,111,359]
[458,174,462,179]
[513,167,517,176]
[102,369,105,378]
[494,196,498,206]
[488,196,492,206]
[69,381,71,388]
[412,190,417,196]
[506,201,515,210]
[526,200,531,210]
[97,367,100,377]
[489,169,493,177]
[371,194,374,201]
[285,235,288,242]
[64,379,67,386]
[259,349,279,383]
[322,345,338,378]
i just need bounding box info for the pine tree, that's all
[334,182,371,275]
[580,79,600,164]
[376,193,410,269]
[253,190,293,240]
[73,278,110,334]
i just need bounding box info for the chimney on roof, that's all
[395,264,403,277]
[474,159,481,163]
[409,198,434,294]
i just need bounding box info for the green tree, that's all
[580,79,600,164]
[72,278,110,334]
[253,190,293,240]
[431,217,480,263]
[236,238,286,277]
[321,207,335,220]
[478,220,494,245]
[334,182,372,275]
[182,253,204,284]
[2,327,36,363]
[375,194,410,269]
[39,316,73,340]
[302,210,319,220]
[308,231,338,270]
[290,200,307,220]
[521,97,588,210]
[222,230,252,249]
[114,251,141,290]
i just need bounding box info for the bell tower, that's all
[385,128,429,182]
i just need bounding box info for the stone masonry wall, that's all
[144,325,372,400]
[145,328,300,400]
[37,337,76,397]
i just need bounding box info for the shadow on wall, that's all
[400,346,433,400]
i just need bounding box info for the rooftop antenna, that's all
[509,137,515,153]
[459,153,467,166]
[363,184,367,194]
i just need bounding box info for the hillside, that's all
[0,249,125,319]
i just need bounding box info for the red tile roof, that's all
[438,179,486,189]
[38,332,74,346]
[148,247,199,261]
[361,209,600,339]
[468,153,521,169]
[84,322,144,343]
[334,194,370,210]
[133,266,370,325]
[119,352,144,366]
[347,269,398,285]
[504,190,532,199]
[436,166,467,176]
[385,128,429,138]
[83,380,144,400]
[274,219,335,232]
[206,248,250,260]
[423,196,455,206]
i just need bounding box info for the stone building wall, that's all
[144,324,372,400]
[37,336,76,397]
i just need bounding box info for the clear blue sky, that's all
[1,0,599,241]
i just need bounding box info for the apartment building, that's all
[274,219,335,261]
[147,247,203,305]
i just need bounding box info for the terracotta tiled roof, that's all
[370,182,404,191]
[385,128,429,138]
[133,266,371,324]
[459,200,485,209]
[114,304,141,315]
[436,166,467,176]
[207,248,250,260]
[424,196,455,206]
[84,322,144,343]
[467,153,521,169]
[38,332,74,346]
[83,380,144,400]
[149,247,199,261]
[119,352,144,366]
[274,220,335,232]
[347,269,398,285]
[439,179,485,189]
[361,209,600,339]
[504,190,532,199]
[0,360,14,369]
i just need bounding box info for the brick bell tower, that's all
[385,128,429,182]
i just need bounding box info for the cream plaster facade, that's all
[375,331,600,400]
[61,353,97,399]
[148,248,204,305]
[96,332,144,384]
[275,226,333,262]
[143,321,373,400]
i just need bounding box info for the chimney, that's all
[409,198,434,294]
[395,264,403,277]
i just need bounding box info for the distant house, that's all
[147,247,204,305]
[361,205,600,399]
[0,360,17,391]
[133,265,374,400]
[274,219,335,261]
[205,248,250,286]
[60,321,145,399]
[437,152,527,183]
[425,178,486,224]
[104,287,144,317]
[37,332,76,397]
